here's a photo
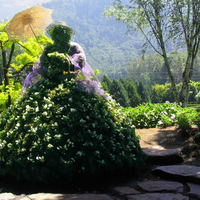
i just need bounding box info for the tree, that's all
[0,20,52,109]
[126,81,141,107]
[101,74,112,93]
[119,77,142,107]
[136,81,151,103]
[0,20,15,107]
[110,79,130,107]
[169,0,200,107]
[104,0,179,104]
[104,0,200,107]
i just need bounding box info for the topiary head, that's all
[47,21,75,46]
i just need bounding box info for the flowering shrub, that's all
[0,75,145,182]
[123,102,197,129]
[193,112,200,130]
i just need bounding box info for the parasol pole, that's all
[28,23,43,51]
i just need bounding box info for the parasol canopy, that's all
[5,5,53,42]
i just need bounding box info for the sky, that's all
[0,0,52,21]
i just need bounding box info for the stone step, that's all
[152,165,200,184]
[142,148,183,165]
[0,193,115,200]
[127,193,189,200]
[136,180,184,193]
[114,184,189,200]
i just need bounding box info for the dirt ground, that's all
[136,126,200,166]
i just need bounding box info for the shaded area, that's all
[136,127,200,166]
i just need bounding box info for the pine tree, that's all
[101,74,112,93]
[119,77,128,89]
[126,81,141,107]
[137,81,151,103]
[110,79,130,107]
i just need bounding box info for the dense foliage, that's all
[0,52,145,182]
[123,103,198,130]
[101,76,200,108]
[0,20,52,112]
[126,51,200,86]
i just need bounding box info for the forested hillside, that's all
[43,0,144,79]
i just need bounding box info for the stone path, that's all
[0,144,200,199]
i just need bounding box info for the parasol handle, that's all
[29,24,43,51]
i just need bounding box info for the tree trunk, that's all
[160,41,179,104]
[181,50,194,107]
[163,55,179,104]
[155,13,180,104]
[1,42,15,108]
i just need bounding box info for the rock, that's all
[20,193,78,200]
[152,165,200,183]
[142,148,183,165]
[114,187,140,195]
[21,193,114,200]
[127,193,189,200]
[137,180,184,192]
[187,182,200,198]
[0,193,16,200]
[67,194,114,200]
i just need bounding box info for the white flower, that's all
[70,108,76,112]
[26,105,31,112]
[171,114,176,119]
[47,144,54,149]
[80,119,86,123]
[16,122,20,127]
[42,111,48,116]
[54,134,61,139]
[35,107,39,112]
[52,122,58,127]
[7,143,12,148]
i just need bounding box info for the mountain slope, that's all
[43,0,143,79]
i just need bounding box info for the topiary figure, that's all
[0,22,146,183]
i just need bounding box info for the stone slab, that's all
[67,194,114,200]
[0,193,117,200]
[143,148,183,165]
[187,182,200,198]
[127,193,189,200]
[137,180,183,192]
[114,187,140,195]
[20,193,78,200]
[0,193,16,200]
[152,165,200,183]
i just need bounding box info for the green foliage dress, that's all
[0,47,145,183]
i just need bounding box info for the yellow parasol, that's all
[5,4,53,42]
